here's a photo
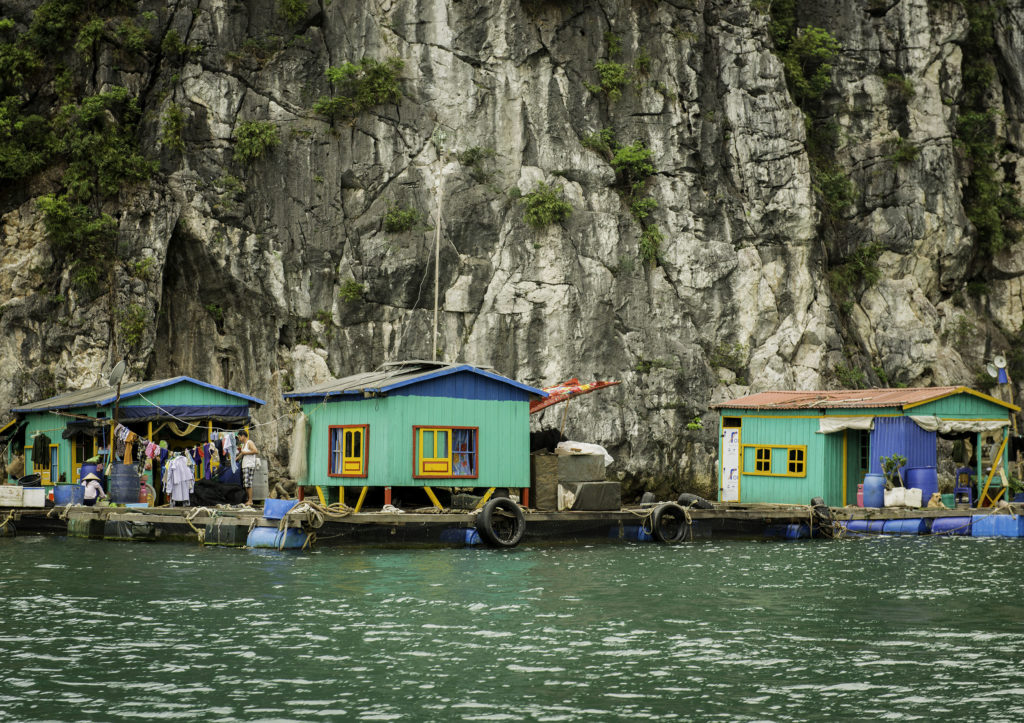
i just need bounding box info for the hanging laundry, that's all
[163,455,195,506]
[31,433,51,461]
[124,431,138,464]
[222,432,238,472]
[145,442,159,459]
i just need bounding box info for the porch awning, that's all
[818,416,874,434]
[909,415,1010,434]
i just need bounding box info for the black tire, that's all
[475,497,526,548]
[651,502,688,544]
[639,491,657,507]
[676,492,713,509]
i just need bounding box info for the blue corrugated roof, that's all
[11,376,265,413]
[283,361,547,401]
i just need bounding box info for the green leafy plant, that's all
[833,362,867,389]
[686,416,704,431]
[639,225,663,263]
[709,342,748,372]
[233,120,280,162]
[611,141,655,189]
[630,197,659,223]
[313,57,404,119]
[160,104,185,151]
[827,240,885,311]
[278,0,307,24]
[591,60,629,102]
[383,203,420,233]
[884,72,915,101]
[339,279,365,302]
[119,303,147,347]
[581,127,615,158]
[520,181,573,228]
[888,137,919,165]
[456,146,495,182]
[880,453,907,487]
[204,303,223,321]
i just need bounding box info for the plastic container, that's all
[0,485,24,506]
[246,527,308,549]
[862,474,886,508]
[441,528,483,545]
[904,467,938,508]
[764,523,811,539]
[53,485,85,506]
[884,487,906,507]
[109,463,142,504]
[971,514,1024,538]
[882,518,928,535]
[932,516,971,535]
[856,484,863,507]
[940,493,956,509]
[844,519,886,533]
[21,487,45,507]
[79,463,103,485]
[262,498,297,520]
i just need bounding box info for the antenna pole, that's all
[432,172,443,362]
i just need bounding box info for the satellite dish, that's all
[108,360,126,387]
[987,363,999,378]
[994,355,1007,369]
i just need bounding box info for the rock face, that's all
[1,0,1023,500]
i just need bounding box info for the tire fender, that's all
[475,497,526,548]
[651,502,688,544]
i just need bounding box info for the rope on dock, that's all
[0,510,14,535]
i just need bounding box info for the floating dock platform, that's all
[3,500,1023,548]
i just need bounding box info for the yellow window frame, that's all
[788,447,806,475]
[742,444,808,478]
[328,425,368,478]
[755,447,772,472]
[417,427,451,476]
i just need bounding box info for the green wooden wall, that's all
[302,395,530,488]
[119,381,245,410]
[909,393,1012,419]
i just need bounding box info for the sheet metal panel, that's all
[869,416,936,474]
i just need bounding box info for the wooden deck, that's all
[1,501,1020,547]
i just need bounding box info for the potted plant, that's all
[880,454,907,489]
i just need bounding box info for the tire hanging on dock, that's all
[651,502,688,544]
[475,498,526,548]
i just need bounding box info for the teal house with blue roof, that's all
[283,361,546,505]
[2,377,265,487]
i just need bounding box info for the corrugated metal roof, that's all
[283,361,546,399]
[11,376,265,413]
[712,386,1018,411]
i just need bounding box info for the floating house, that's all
[283,361,546,506]
[1,377,265,487]
[712,387,1019,506]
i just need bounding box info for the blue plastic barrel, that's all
[262,498,297,519]
[78,463,103,485]
[764,523,810,539]
[246,527,308,549]
[932,517,971,535]
[882,518,928,535]
[441,528,483,545]
[971,514,1024,537]
[862,474,886,508]
[53,485,84,506]
[845,519,886,533]
[109,463,141,504]
[904,467,938,508]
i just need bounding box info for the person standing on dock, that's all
[81,473,107,507]
[237,430,259,507]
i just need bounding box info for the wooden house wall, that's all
[909,394,1012,419]
[119,382,246,410]
[730,413,839,505]
[303,395,530,488]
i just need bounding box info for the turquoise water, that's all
[1,535,1023,721]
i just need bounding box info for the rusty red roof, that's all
[712,386,1019,412]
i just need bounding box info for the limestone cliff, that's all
[1,0,1022,498]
